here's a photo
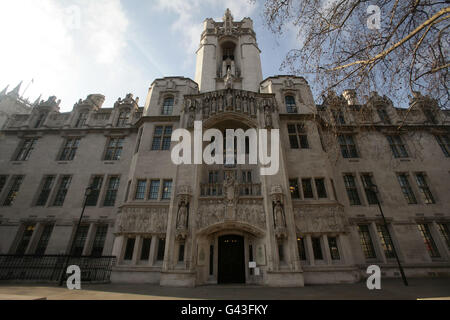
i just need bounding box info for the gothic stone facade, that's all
[0,10,449,287]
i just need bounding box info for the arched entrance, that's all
[218,235,245,284]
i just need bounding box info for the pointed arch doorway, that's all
[218,235,245,284]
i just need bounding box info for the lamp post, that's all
[59,186,93,286]
[369,184,408,286]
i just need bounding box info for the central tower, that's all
[194,9,263,93]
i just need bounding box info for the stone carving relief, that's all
[184,89,275,121]
[117,207,168,233]
[293,205,348,233]
[196,200,266,230]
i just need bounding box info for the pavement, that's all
[0,278,449,300]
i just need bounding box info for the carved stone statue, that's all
[273,200,286,228]
[224,171,239,209]
[264,105,273,129]
[187,106,195,129]
[177,200,189,230]
[114,97,122,108]
[124,93,134,104]
[226,90,233,110]
[225,68,233,89]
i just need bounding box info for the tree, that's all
[257,0,449,110]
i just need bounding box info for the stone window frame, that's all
[357,224,377,260]
[34,112,48,129]
[435,134,450,157]
[148,179,162,201]
[331,109,346,125]
[2,175,25,207]
[161,179,173,201]
[161,96,175,116]
[103,136,125,161]
[116,107,131,127]
[311,236,324,261]
[296,236,307,261]
[375,224,396,260]
[158,91,179,114]
[134,178,148,201]
[359,172,379,206]
[33,175,57,207]
[156,236,166,261]
[327,236,341,261]
[74,109,90,128]
[33,223,55,256]
[314,177,328,199]
[301,178,314,199]
[414,172,436,205]
[102,175,121,207]
[289,178,301,199]
[58,137,82,161]
[284,94,297,114]
[338,134,359,159]
[14,223,37,255]
[51,175,72,207]
[417,223,441,259]
[0,175,10,197]
[386,134,409,159]
[343,173,362,206]
[396,172,418,205]
[287,123,310,150]
[85,175,106,207]
[436,222,450,252]
[151,125,173,151]
[90,224,109,257]
[13,137,39,162]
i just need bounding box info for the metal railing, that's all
[0,255,116,283]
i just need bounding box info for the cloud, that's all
[155,0,257,57]
[0,0,146,111]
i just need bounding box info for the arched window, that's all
[285,96,297,113]
[116,109,130,126]
[162,97,174,115]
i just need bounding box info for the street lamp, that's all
[59,185,93,286]
[368,184,408,286]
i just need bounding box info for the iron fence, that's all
[0,255,116,283]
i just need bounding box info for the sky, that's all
[0,0,299,112]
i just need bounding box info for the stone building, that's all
[0,10,449,287]
[0,82,33,129]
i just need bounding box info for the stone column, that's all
[322,234,332,264]
[305,235,315,266]
[82,223,96,256]
[112,235,125,264]
[149,235,158,266]
[132,235,142,265]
